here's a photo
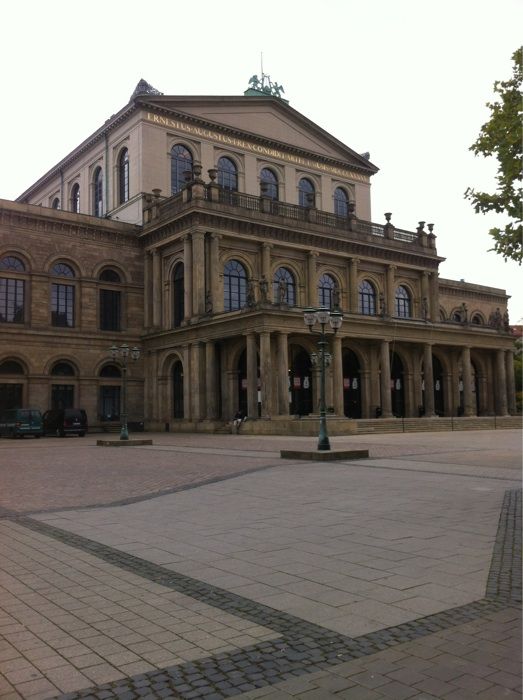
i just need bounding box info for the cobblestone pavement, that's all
[0,430,521,699]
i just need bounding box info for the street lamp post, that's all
[109,343,141,440]
[303,308,343,451]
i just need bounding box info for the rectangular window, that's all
[52,284,75,327]
[99,386,121,420]
[0,278,24,323]
[100,289,121,331]
[51,384,74,409]
[0,384,23,412]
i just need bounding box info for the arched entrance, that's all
[390,352,405,417]
[342,349,361,418]
[172,360,184,418]
[433,356,444,416]
[290,348,313,415]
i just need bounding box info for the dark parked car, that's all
[43,409,88,437]
[0,408,43,438]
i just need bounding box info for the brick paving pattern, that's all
[0,430,521,699]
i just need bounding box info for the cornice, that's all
[140,207,440,270]
[138,101,377,178]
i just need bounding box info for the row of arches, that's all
[51,148,130,215]
[170,145,353,212]
[0,255,125,331]
[167,344,473,421]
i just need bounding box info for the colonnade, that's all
[148,334,517,426]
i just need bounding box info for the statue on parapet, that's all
[259,274,268,303]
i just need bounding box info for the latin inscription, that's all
[145,112,369,183]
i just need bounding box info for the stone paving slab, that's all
[0,430,521,699]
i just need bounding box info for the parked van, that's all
[0,409,44,438]
[42,408,88,437]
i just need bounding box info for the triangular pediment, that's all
[137,95,377,174]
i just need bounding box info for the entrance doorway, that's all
[390,352,405,417]
[342,349,361,418]
[290,348,312,415]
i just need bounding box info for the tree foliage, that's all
[465,47,522,264]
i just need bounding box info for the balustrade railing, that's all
[154,185,422,245]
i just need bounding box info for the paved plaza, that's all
[0,429,521,699]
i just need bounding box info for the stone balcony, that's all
[142,180,439,255]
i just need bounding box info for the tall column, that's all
[380,340,392,418]
[423,344,435,417]
[386,265,396,317]
[421,271,430,320]
[152,250,161,328]
[183,235,193,320]
[461,346,474,416]
[450,352,461,415]
[246,332,258,418]
[505,350,516,415]
[182,344,191,420]
[332,335,344,416]
[361,369,371,418]
[259,331,273,417]
[190,342,204,420]
[496,349,509,416]
[144,251,152,329]
[349,258,359,313]
[307,251,318,307]
[277,332,289,415]
[205,341,218,419]
[210,233,222,313]
[430,271,439,322]
[191,231,205,317]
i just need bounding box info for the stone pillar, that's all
[477,372,488,416]
[505,350,516,415]
[430,271,439,322]
[380,340,392,418]
[188,343,202,420]
[144,251,152,329]
[210,233,222,313]
[259,331,273,417]
[277,332,289,415]
[361,369,371,418]
[182,344,191,421]
[246,332,258,418]
[461,347,474,416]
[386,265,396,317]
[423,344,435,417]
[205,341,218,419]
[183,235,193,321]
[349,258,359,313]
[421,271,430,320]
[152,250,161,328]
[332,335,344,416]
[404,371,415,417]
[496,349,509,416]
[307,251,318,307]
[192,231,205,317]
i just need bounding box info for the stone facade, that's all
[0,82,517,430]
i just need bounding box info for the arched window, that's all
[99,269,121,332]
[118,148,129,204]
[298,178,315,207]
[273,267,296,305]
[100,269,121,283]
[358,280,376,315]
[100,364,121,377]
[395,286,411,318]
[51,263,75,327]
[0,256,26,325]
[171,144,193,194]
[93,167,103,217]
[173,262,184,327]
[52,197,60,210]
[71,183,80,213]
[51,362,75,376]
[0,360,24,374]
[334,187,349,217]
[318,273,336,308]
[218,157,238,191]
[471,313,484,325]
[260,168,278,200]
[224,260,247,311]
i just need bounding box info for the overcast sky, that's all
[1,0,521,320]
